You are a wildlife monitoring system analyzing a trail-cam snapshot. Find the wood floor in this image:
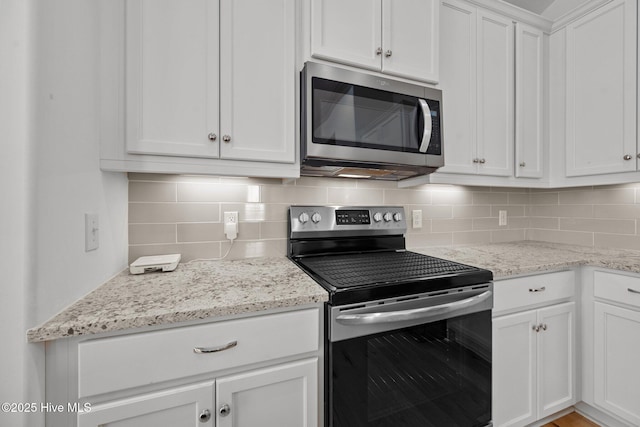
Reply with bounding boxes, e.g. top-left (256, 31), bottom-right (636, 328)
top-left (542, 412), bottom-right (601, 427)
